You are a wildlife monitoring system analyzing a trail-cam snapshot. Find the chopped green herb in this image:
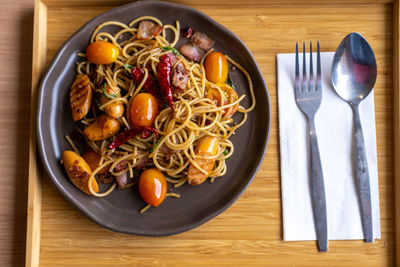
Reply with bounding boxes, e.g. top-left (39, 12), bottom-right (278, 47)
top-left (195, 135), bottom-right (200, 139)
top-left (227, 73), bottom-right (237, 91)
top-left (223, 148), bottom-right (230, 161)
top-left (102, 84), bottom-right (118, 99)
top-left (223, 148), bottom-right (230, 156)
top-left (94, 99), bottom-right (104, 111)
top-left (123, 64), bottom-right (132, 74)
top-left (161, 46), bottom-right (181, 56)
top-left (149, 137), bottom-right (163, 153)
